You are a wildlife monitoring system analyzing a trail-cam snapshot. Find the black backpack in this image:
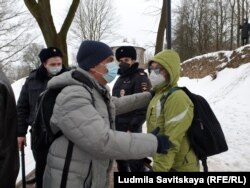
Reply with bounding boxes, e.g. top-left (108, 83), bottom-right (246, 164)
top-left (160, 87), bottom-right (228, 172)
top-left (31, 88), bottom-right (63, 151)
top-left (31, 70), bottom-right (94, 188)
